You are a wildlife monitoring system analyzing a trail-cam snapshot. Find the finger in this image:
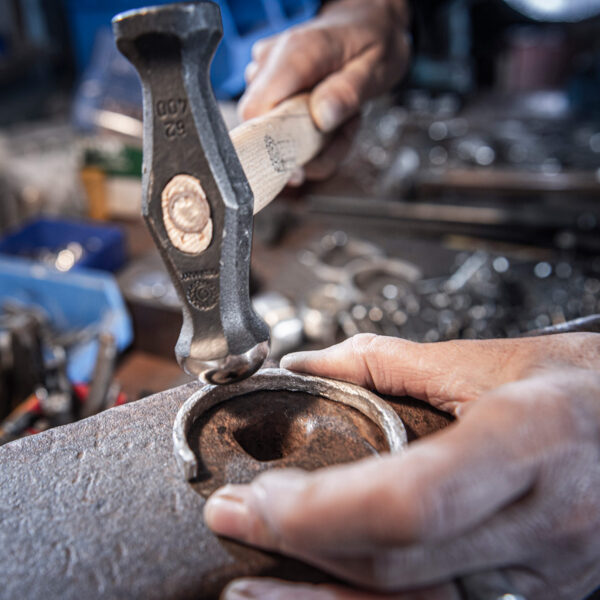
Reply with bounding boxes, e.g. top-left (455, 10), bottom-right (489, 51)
top-left (304, 118), bottom-right (360, 181)
top-left (222, 578), bottom-right (459, 600)
top-left (245, 36), bottom-right (279, 85)
top-left (287, 168), bottom-right (306, 187)
top-left (251, 36), bottom-right (277, 62)
top-left (244, 61), bottom-right (259, 85)
top-left (281, 334), bottom-right (528, 412)
top-left (307, 45), bottom-right (392, 132)
top-left (205, 393), bottom-right (536, 554)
